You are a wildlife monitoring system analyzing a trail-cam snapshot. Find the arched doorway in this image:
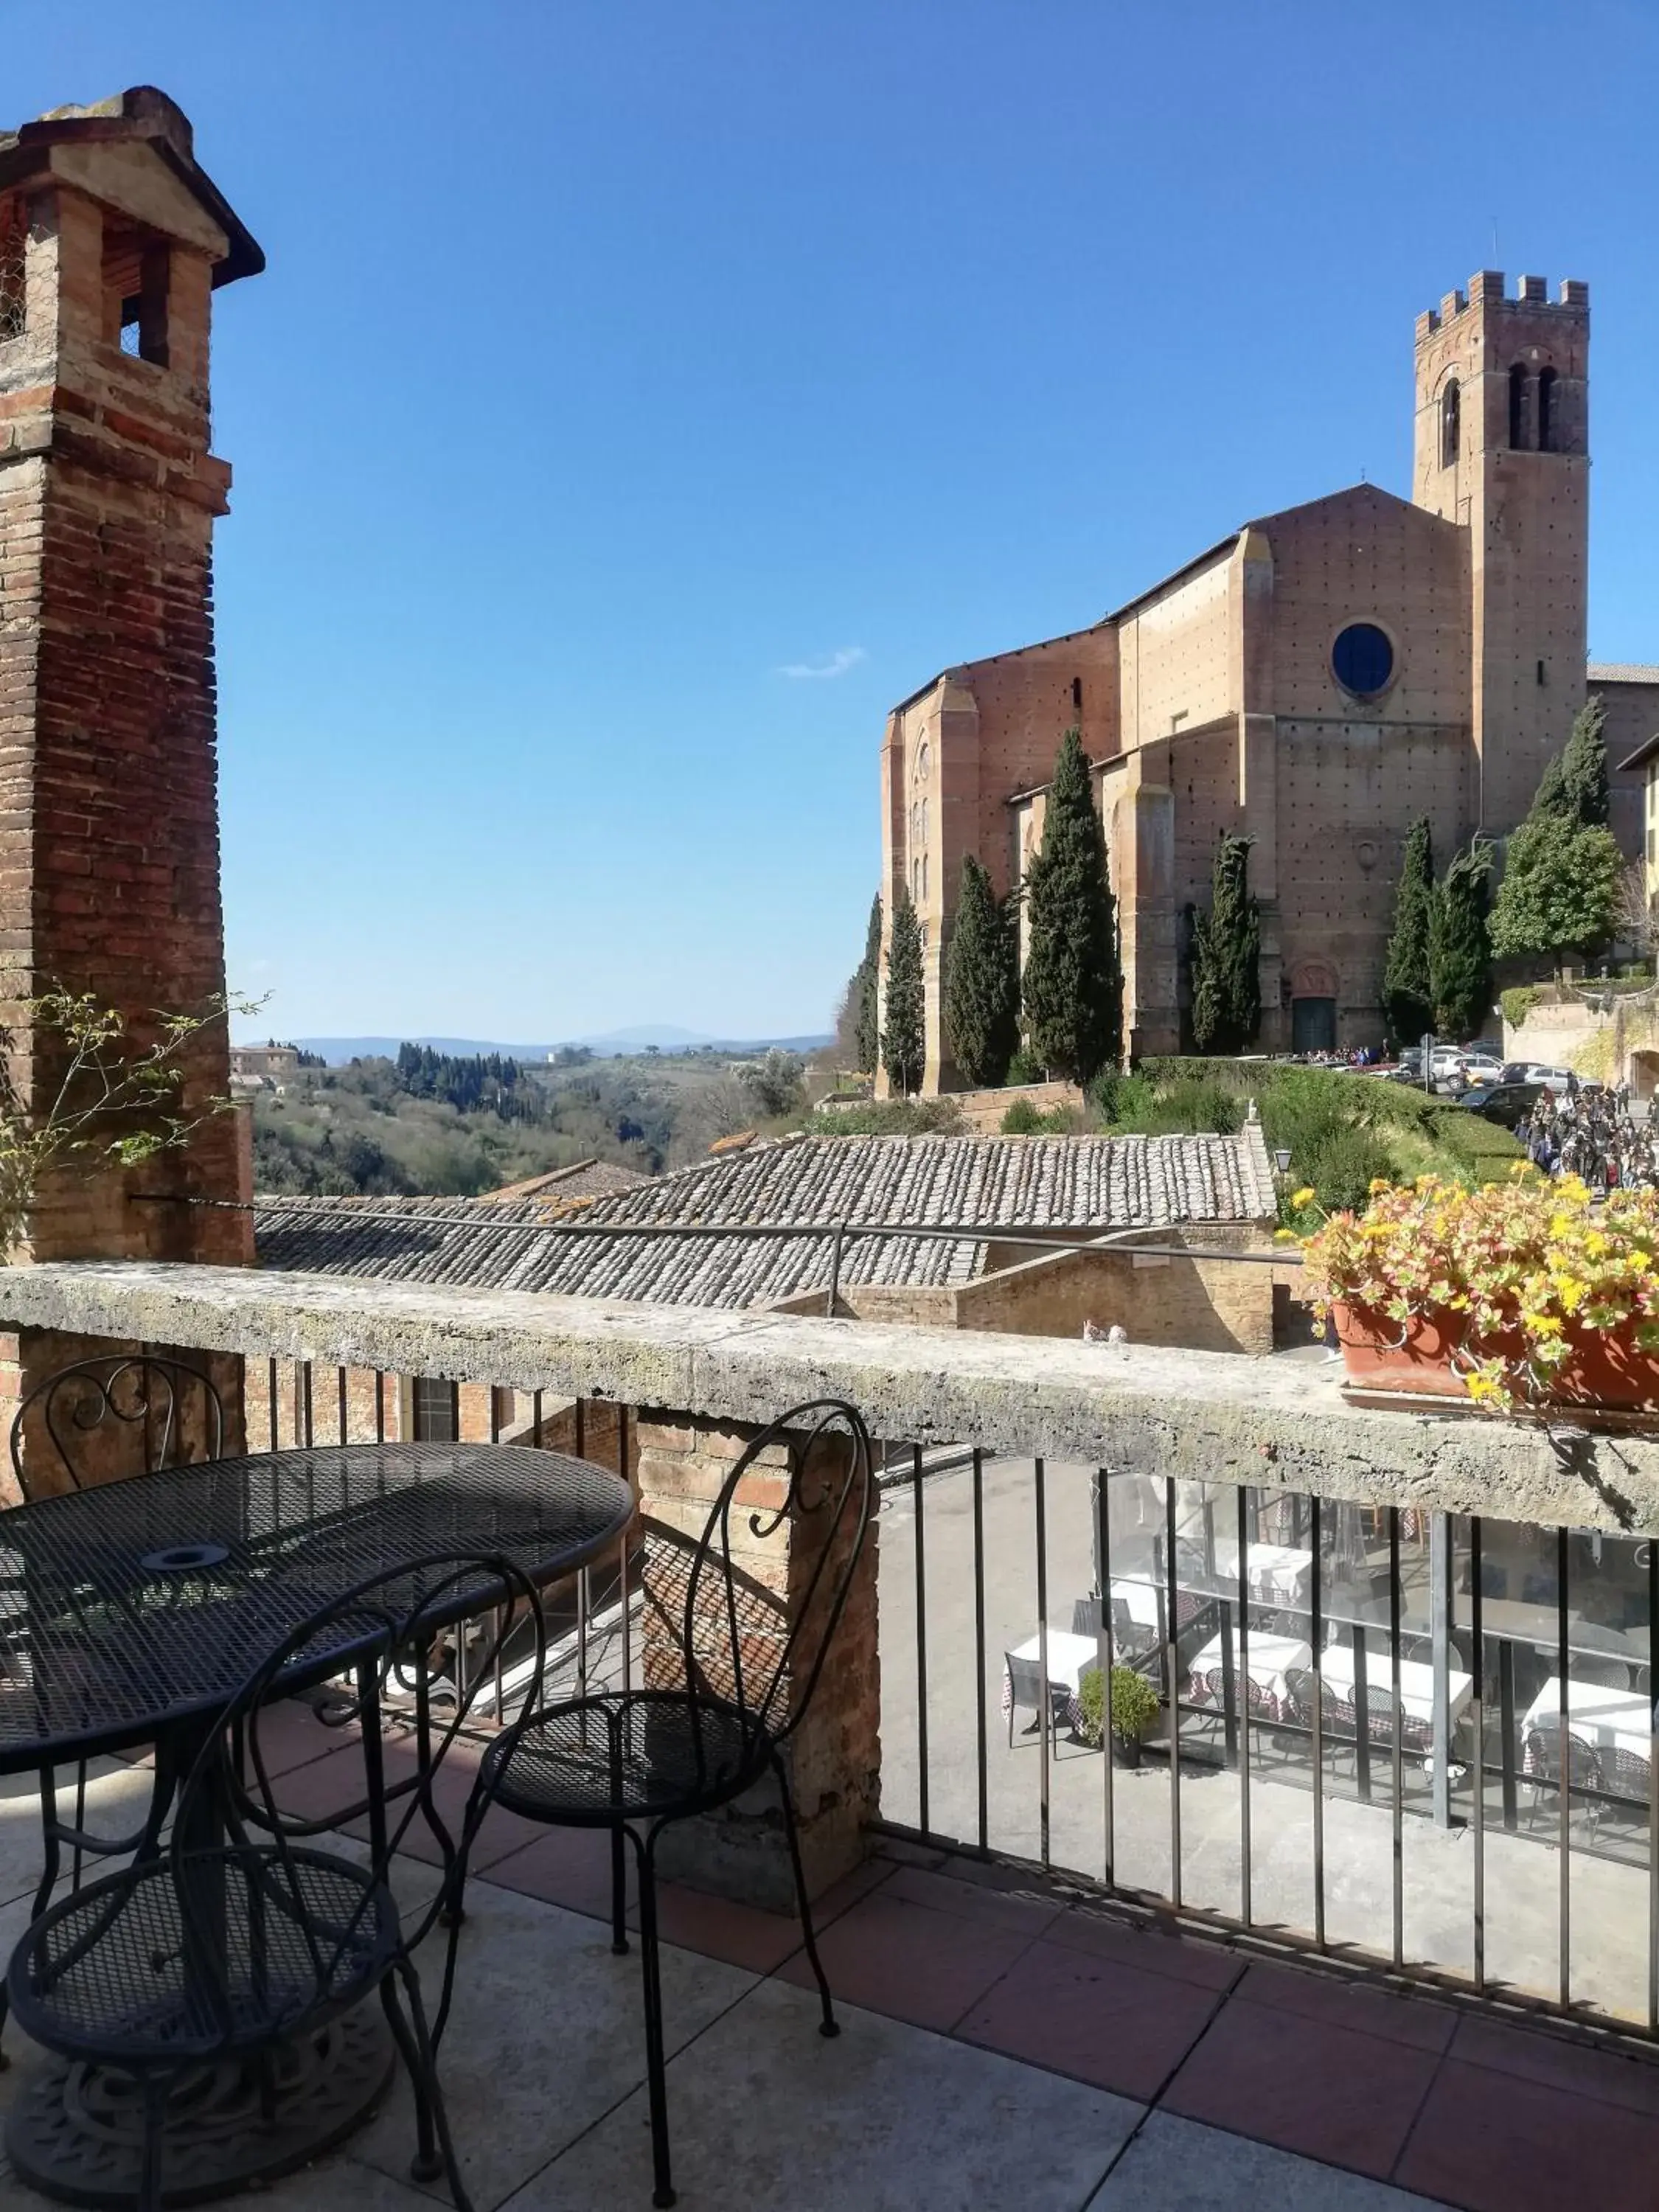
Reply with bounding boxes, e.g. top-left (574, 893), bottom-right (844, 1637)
top-left (1290, 959), bottom-right (1339, 1054)
top-left (1631, 1050), bottom-right (1659, 1103)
